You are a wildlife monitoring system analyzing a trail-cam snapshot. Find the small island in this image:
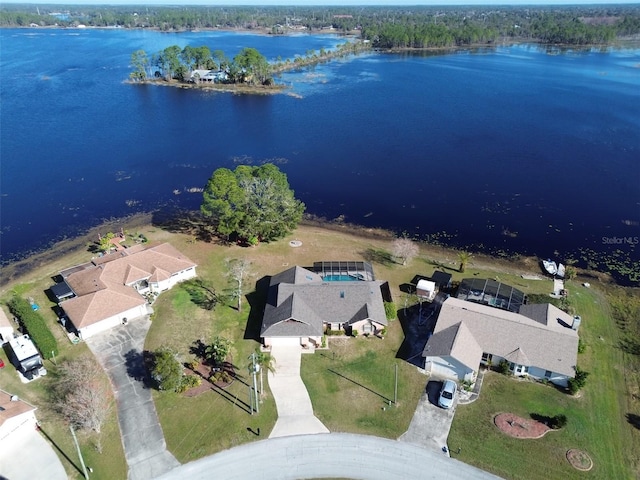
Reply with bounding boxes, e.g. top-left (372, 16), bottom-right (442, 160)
top-left (128, 40), bottom-right (370, 93)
